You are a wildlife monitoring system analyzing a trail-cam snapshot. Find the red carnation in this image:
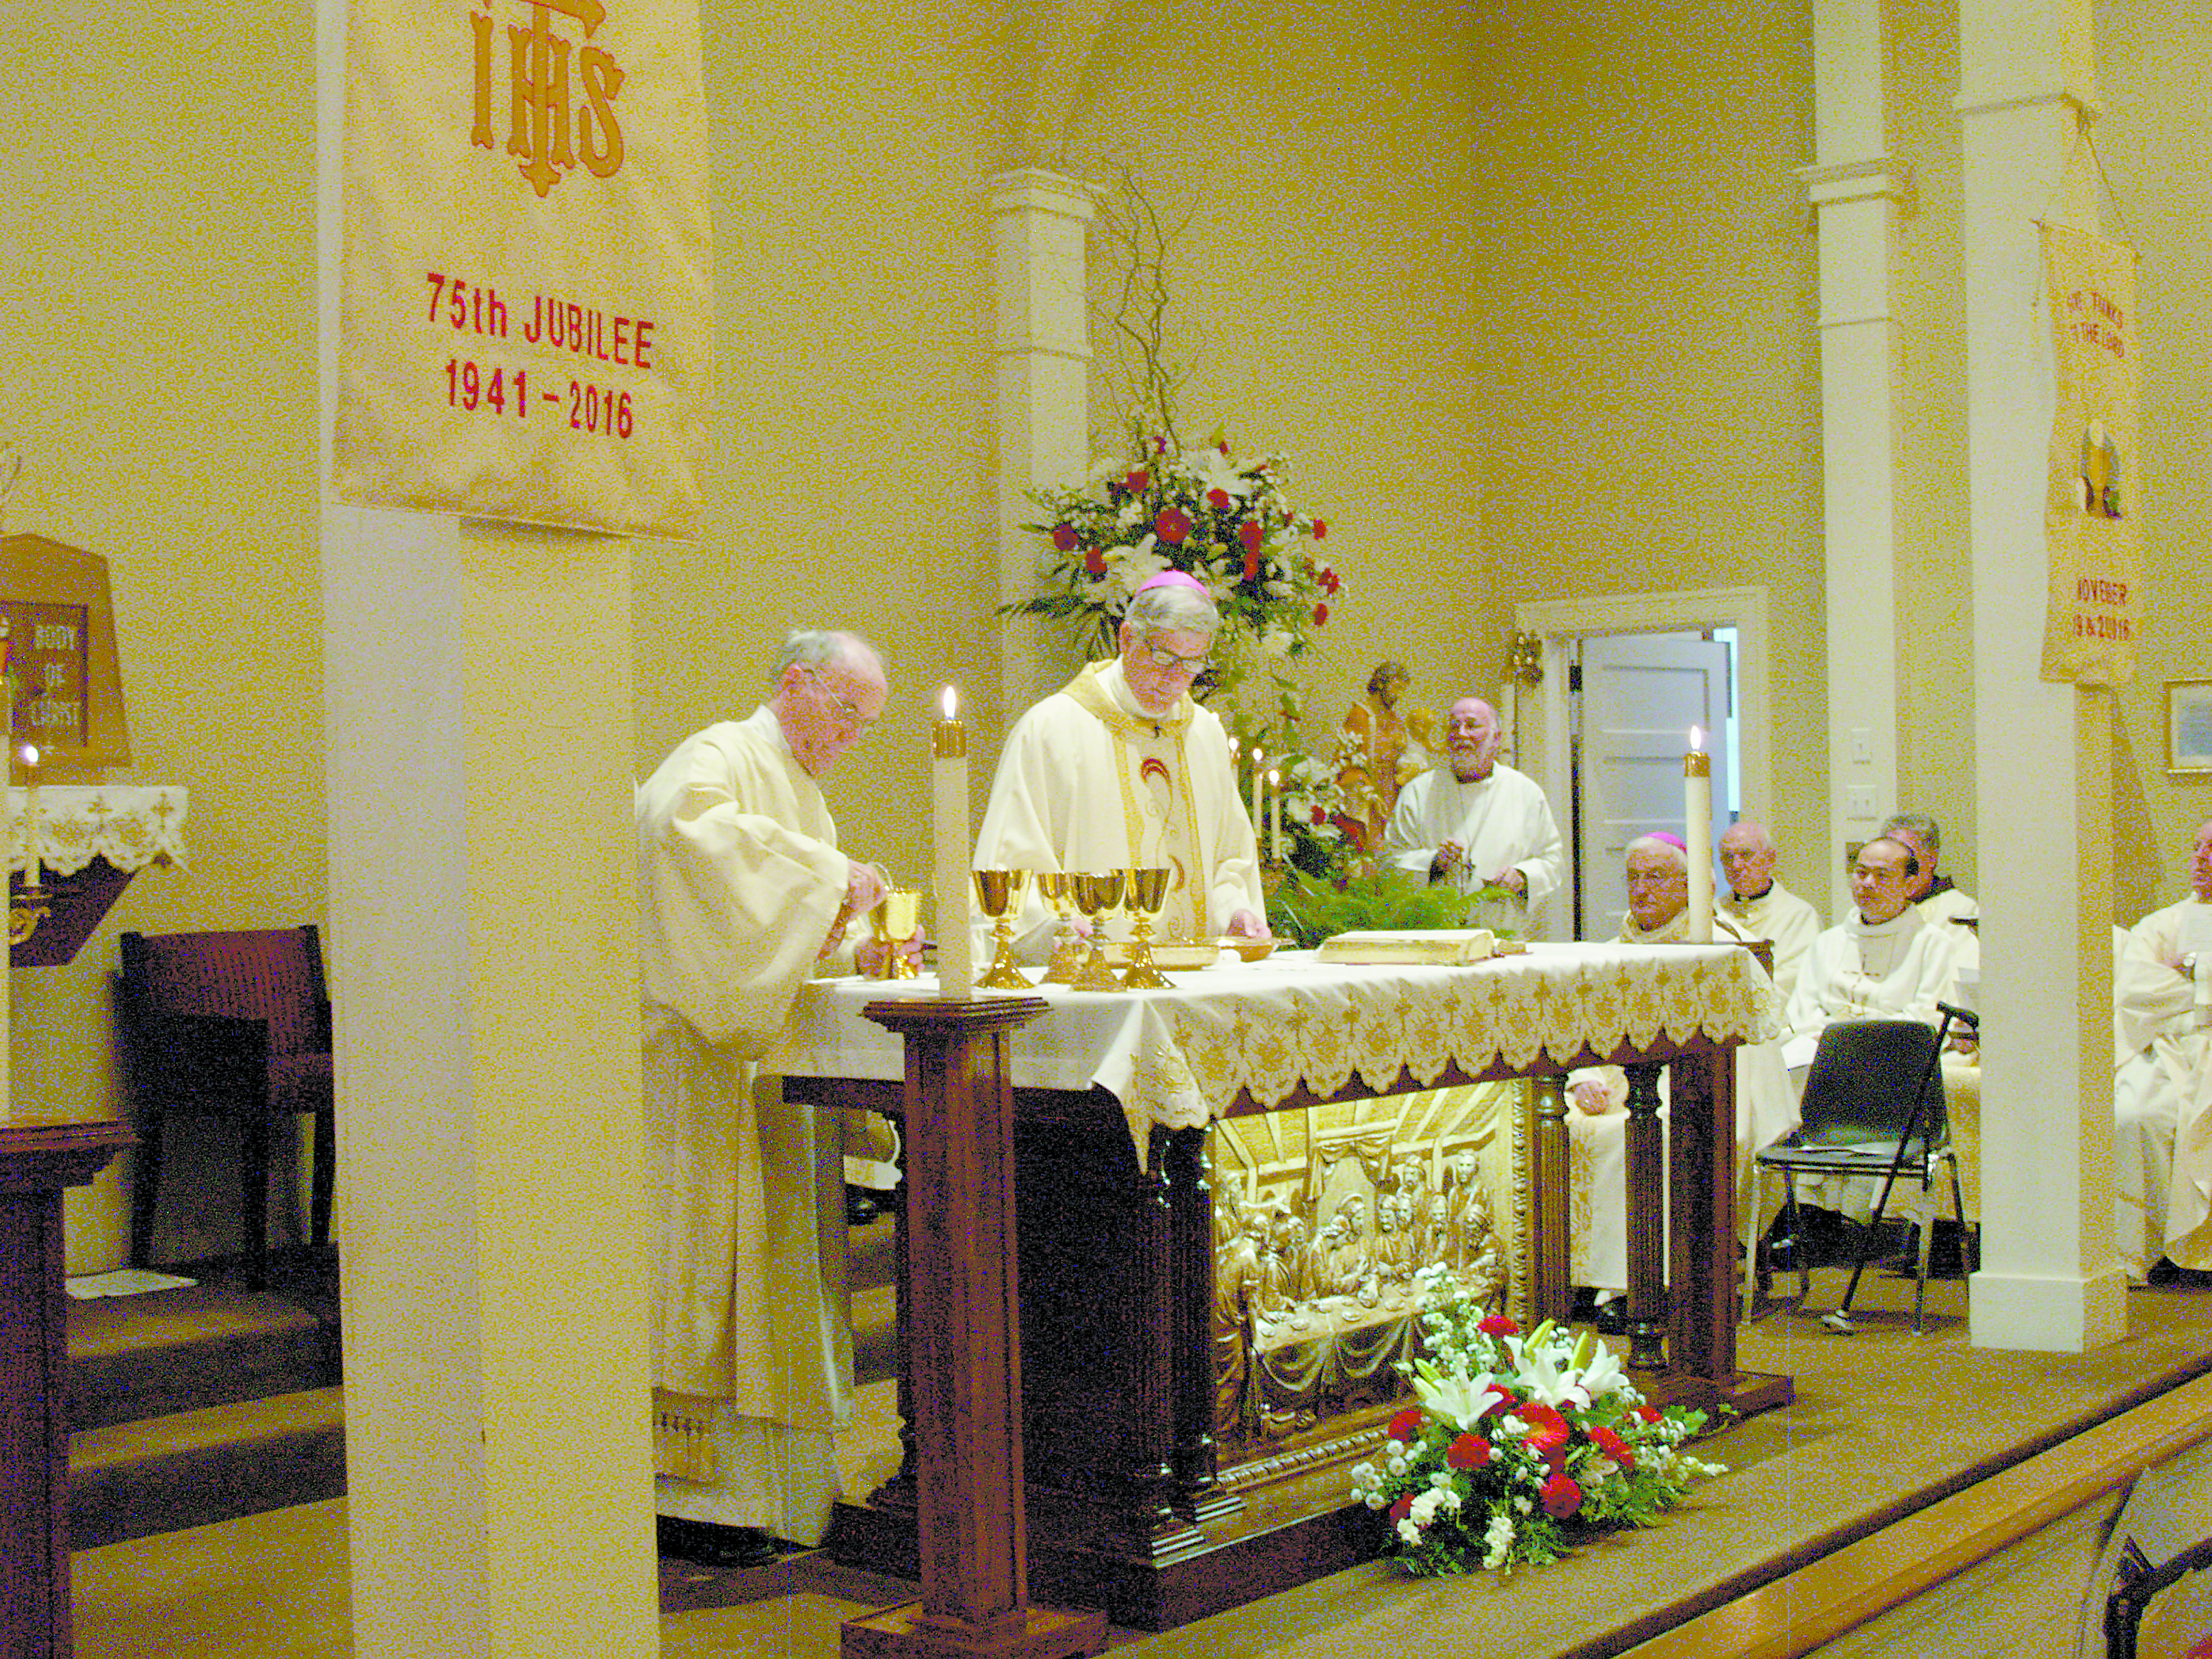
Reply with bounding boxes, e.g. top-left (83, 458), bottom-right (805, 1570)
top-left (1238, 519), bottom-right (1264, 554)
top-left (1635, 1404), bottom-right (1660, 1425)
top-left (1311, 518), bottom-right (1327, 539)
top-left (1310, 804), bottom-right (1325, 825)
top-left (1589, 1426), bottom-right (1636, 1471)
top-left (1386, 1406), bottom-right (1425, 1443)
top-left (1445, 1432), bottom-right (1492, 1471)
top-left (1051, 523), bottom-right (1079, 553)
top-left (1155, 506), bottom-right (1193, 544)
top-left (1540, 1470), bottom-right (1584, 1519)
top-left (1082, 546), bottom-right (1106, 577)
top-left (1521, 1403), bottom-right (1572, 1463)
top-left (1243, 548), bottom-right (1261, 582)
top-left (1207, 487), bottom-right (1232, 510)
top-left (1126, 467), bottom-right (1150, 490)
top-left (1478, 1314), bottom-right (1519, 1337)
top-left (1313, 603), bottom-right (1330, 626)
top-left (1388, 1492), bottom-right (1414, 1524)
